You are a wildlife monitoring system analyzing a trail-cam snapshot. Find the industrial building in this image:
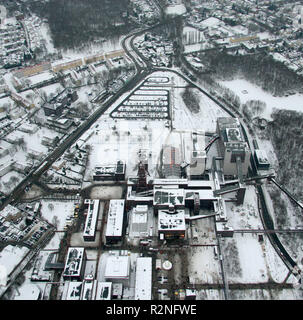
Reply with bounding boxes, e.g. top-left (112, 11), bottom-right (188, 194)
top-left (93, 160), bottom-right (126, 181)
top-left (130, 205), bottom-right (148, 236)
top-left (62, 281), bottom-right (83, 300)
top-left (104, 255), bottom-right (130, 285)
top-left (135, 257), bottom-right (152, 300)
top-left (162, 145), bottom-right (181, 178)
top-left (187, 131), bottom-right (207, 178)
top-left (153, 188), bottom-right (185, 212)
top-left (254, 149), bottom-right (270, 170)
top-left (63, 247), bottom-right (86, 281)
top-left (105, 200), bottom-right (125, 245)
top-left (83, 199), bottom-right (100, 242)
top-left (216, 117), bottom-right (251, 177)
top-left (158, 208), bottom-right (186, 240)
top-left (43, 89), bottom-right (78, 117)
top-left (95, 282), bottom-right (112, 300)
